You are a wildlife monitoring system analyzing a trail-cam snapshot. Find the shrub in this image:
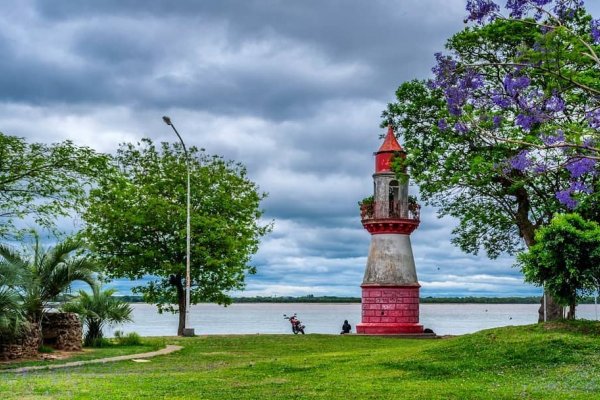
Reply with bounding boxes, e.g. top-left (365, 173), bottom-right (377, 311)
top-left (114, 331), bottom-right (142, 346)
